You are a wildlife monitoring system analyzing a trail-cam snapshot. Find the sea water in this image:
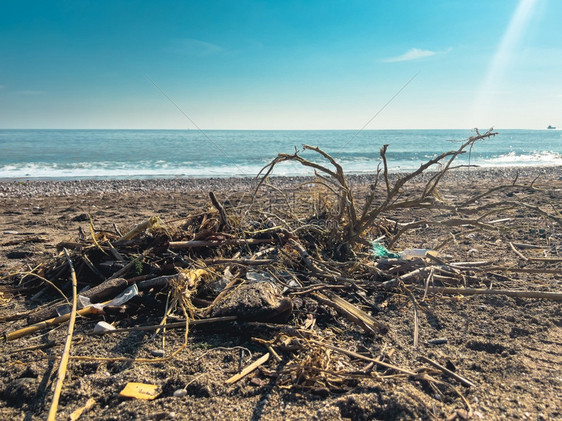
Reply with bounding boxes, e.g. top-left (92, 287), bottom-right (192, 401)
top-left (0, 129), bottom-right (560, 180)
